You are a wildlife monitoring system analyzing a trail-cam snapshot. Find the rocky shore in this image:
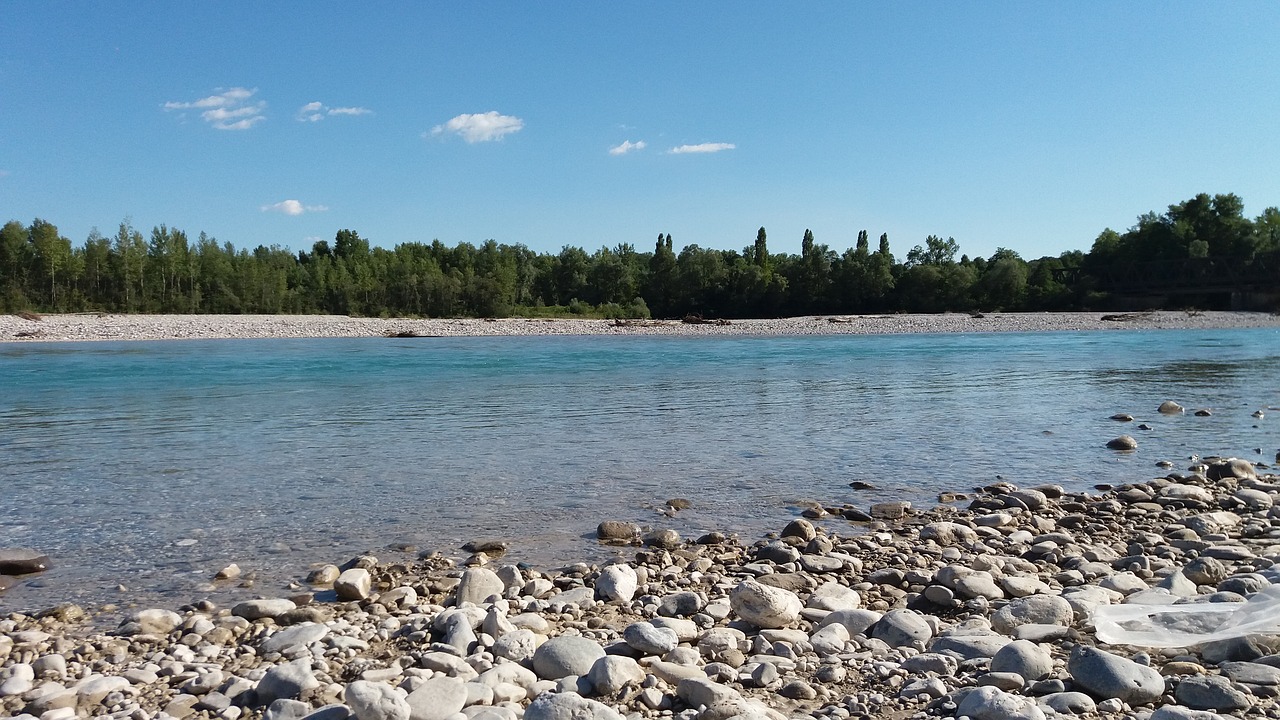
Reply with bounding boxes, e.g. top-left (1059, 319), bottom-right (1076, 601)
top-left (5, 435), bottom-right (1280, 720)
top-left (2, 310), bottom-right (1280, 343)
